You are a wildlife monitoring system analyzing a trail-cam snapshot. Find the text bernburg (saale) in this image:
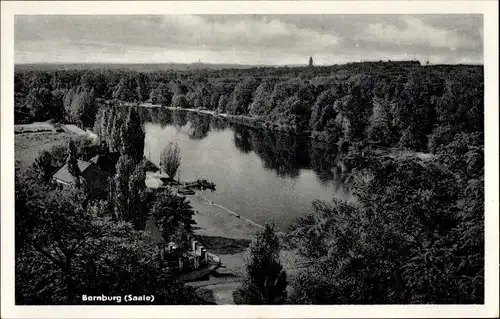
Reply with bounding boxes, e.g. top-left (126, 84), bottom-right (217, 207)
top-left (81, 294), bottom-right (155, 303)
